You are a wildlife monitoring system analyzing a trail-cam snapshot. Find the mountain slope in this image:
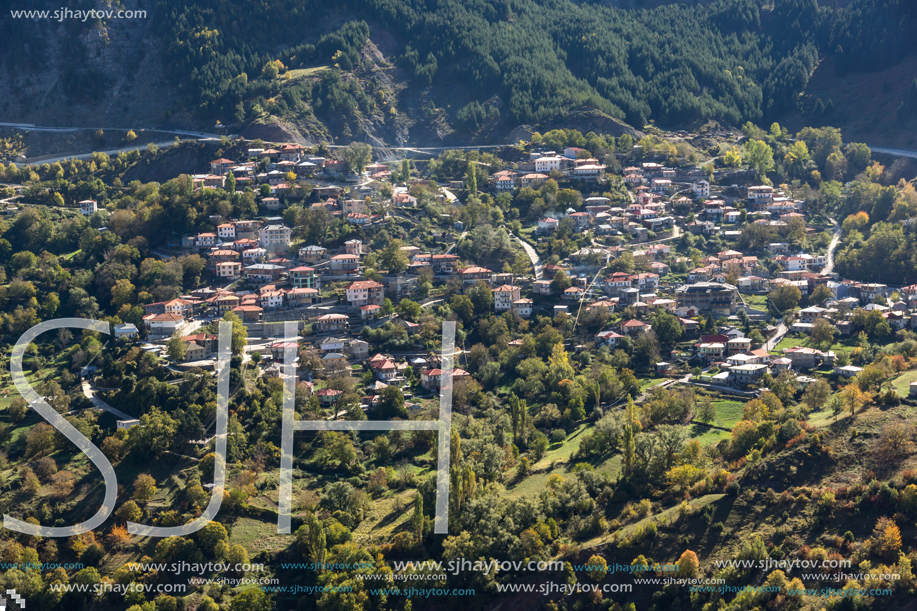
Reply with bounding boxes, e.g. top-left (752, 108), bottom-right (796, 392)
top-left (0, 0), bottom-right (915, 144)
